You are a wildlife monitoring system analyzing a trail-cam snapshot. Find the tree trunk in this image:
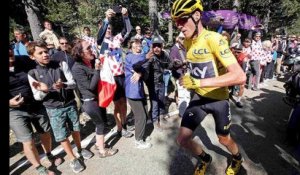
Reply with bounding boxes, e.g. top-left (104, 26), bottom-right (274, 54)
top-left (263, 0), bottom-right (271, 33)
top-left (233, 0), bottom-right (240, 12)
top-left (23, 0), bottom-right (43, 41)
top-left (168, 20), bottom-right (173, 44)
top-left (149, 0), bottom-right (158, 34)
